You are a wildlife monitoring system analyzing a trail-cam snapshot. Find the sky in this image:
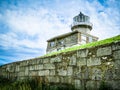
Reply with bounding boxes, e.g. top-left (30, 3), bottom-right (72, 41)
top-left (0, 0), bottom-right (120, 65)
